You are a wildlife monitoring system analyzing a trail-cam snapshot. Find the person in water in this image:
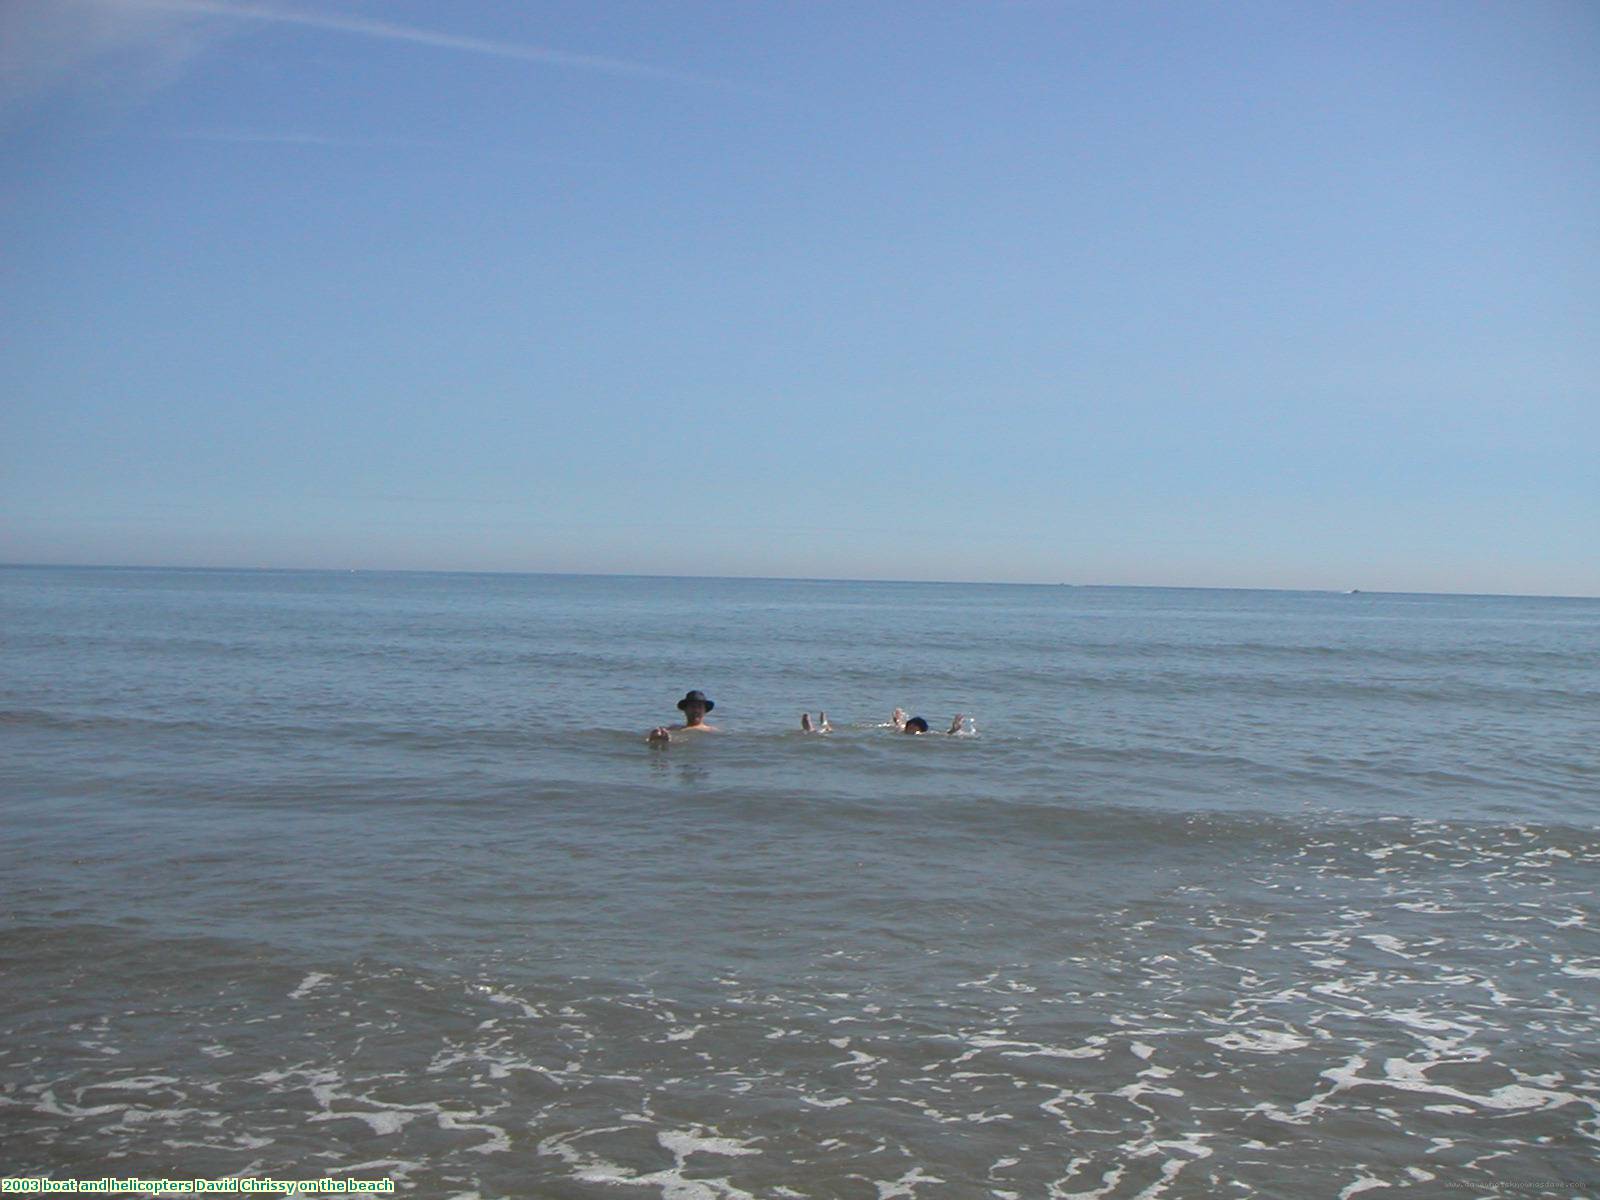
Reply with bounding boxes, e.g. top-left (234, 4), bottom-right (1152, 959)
top-left (647, 690), bottom-right (718, 743)
top-left (800, 712), bottom-right (833, 733)
top-left (892, 708), bottom-right (967, 735)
